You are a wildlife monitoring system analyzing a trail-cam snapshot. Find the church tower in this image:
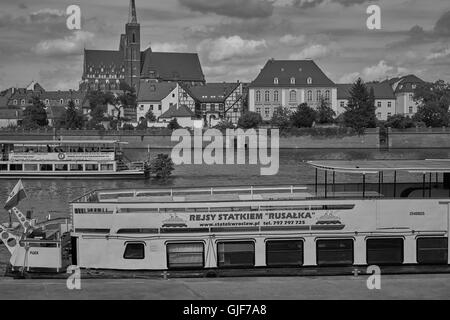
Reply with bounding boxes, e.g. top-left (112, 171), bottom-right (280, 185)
top-left (124, 0), bottom-right (141, 91)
